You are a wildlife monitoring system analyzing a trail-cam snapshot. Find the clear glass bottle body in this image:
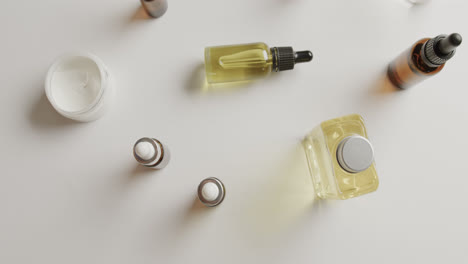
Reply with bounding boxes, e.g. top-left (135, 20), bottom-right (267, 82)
top-left (303, 114), bottom-right (379, 199)
top-left (204, 42), bottom-right (273, 84)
